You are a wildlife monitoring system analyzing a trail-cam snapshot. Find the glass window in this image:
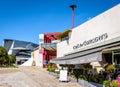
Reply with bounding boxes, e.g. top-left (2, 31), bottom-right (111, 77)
top-left (61, 36), bottom-right (69, 41)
